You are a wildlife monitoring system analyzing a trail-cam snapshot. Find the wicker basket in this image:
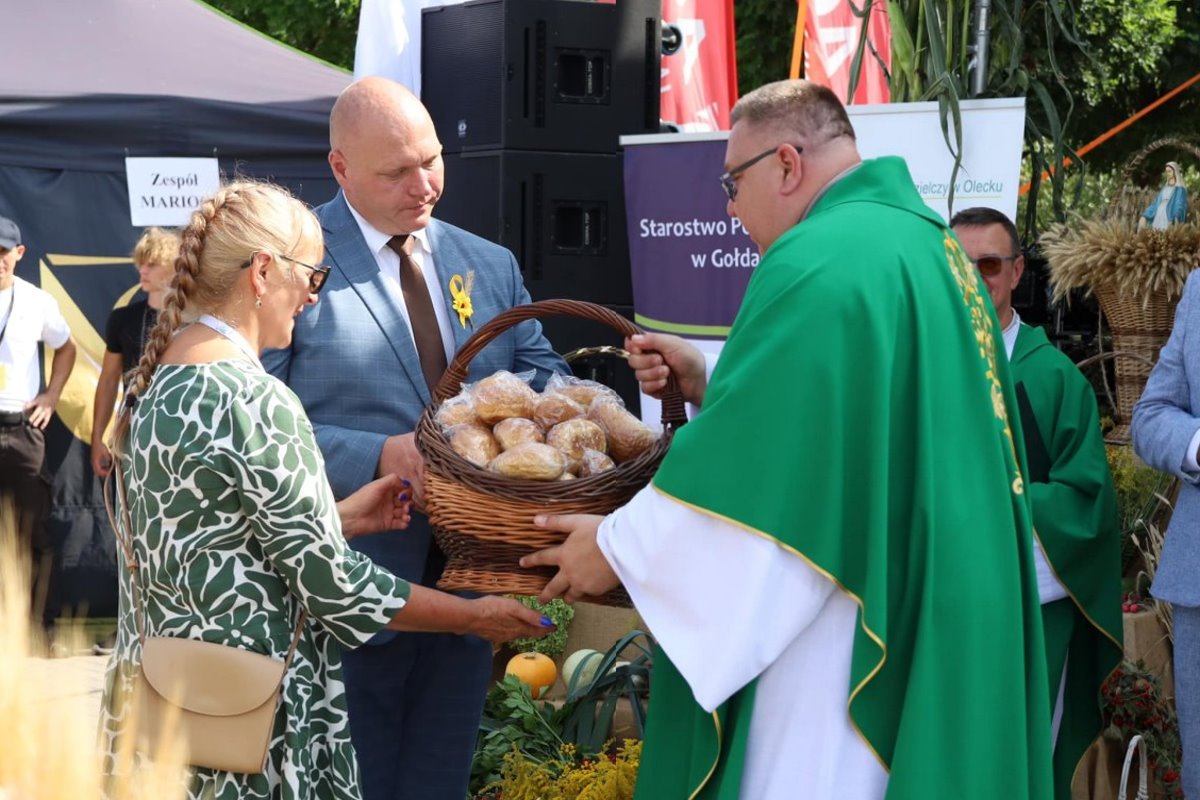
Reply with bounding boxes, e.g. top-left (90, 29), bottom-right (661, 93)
top-left (415, 299), bottom-right (687, 607)
top-left (1090, 286), bottom-right (1178, 442)
top-left (1093, 138), bottom-right (1199, 439)
top-left (1043, 138), bottom-right (1200, 440)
